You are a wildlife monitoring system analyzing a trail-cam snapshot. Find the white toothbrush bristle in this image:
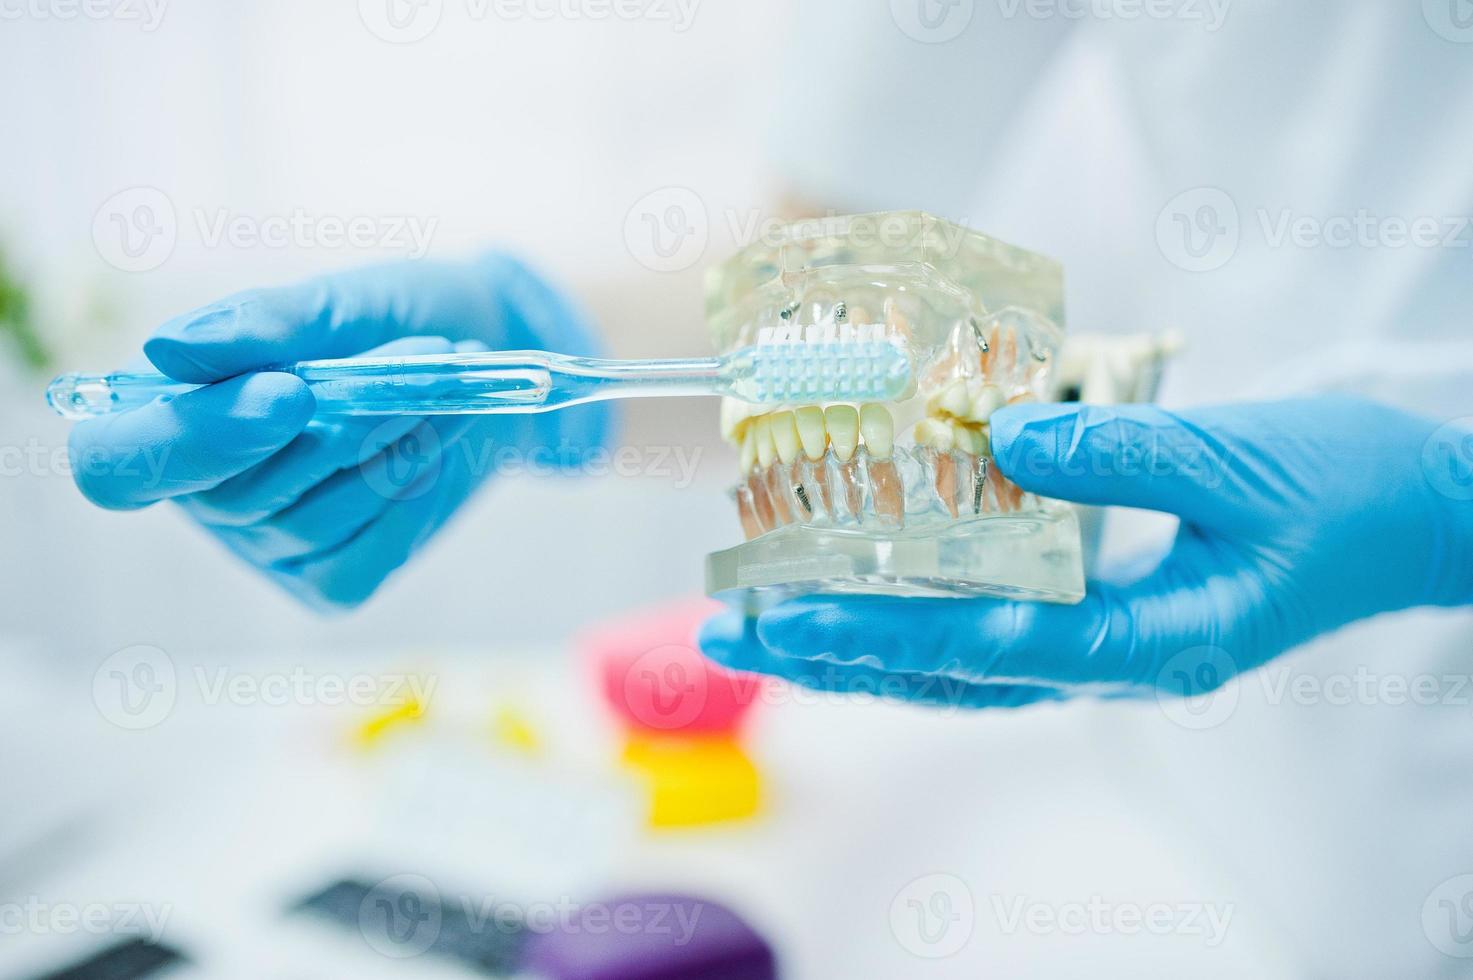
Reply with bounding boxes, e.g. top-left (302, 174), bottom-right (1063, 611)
top-left (746, 325), bottom-right (910, 403)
